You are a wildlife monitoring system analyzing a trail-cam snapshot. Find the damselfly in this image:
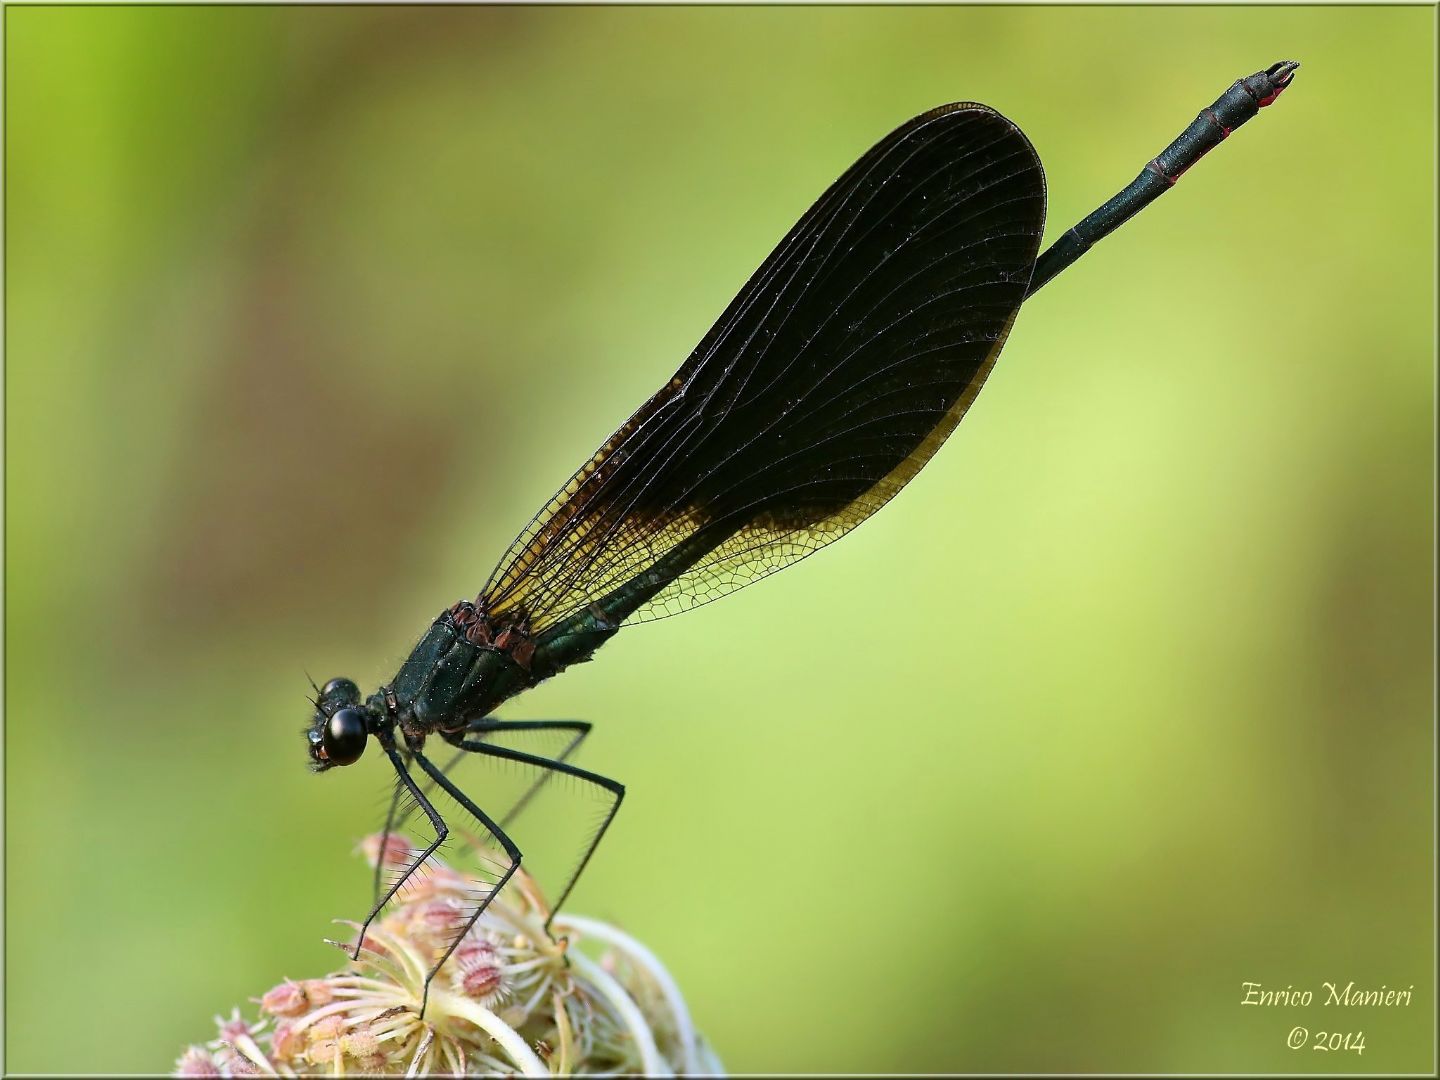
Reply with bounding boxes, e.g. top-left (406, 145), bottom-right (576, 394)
top-left (305, 61), bottom-right (1298, 1013)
